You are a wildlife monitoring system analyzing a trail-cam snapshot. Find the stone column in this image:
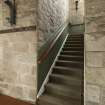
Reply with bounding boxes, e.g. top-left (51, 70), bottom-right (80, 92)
top-left (85, 0), bottom-right (105, 105)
